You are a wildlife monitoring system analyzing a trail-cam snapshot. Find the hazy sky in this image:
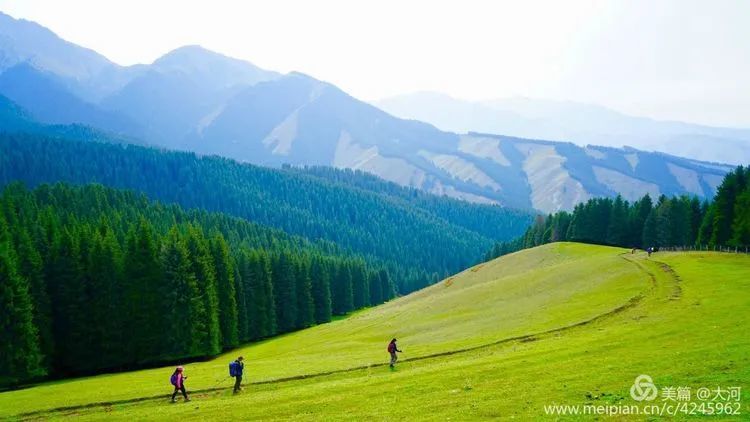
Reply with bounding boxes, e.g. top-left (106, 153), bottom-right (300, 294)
top-left (1, 0), bottom-right (748, 127)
